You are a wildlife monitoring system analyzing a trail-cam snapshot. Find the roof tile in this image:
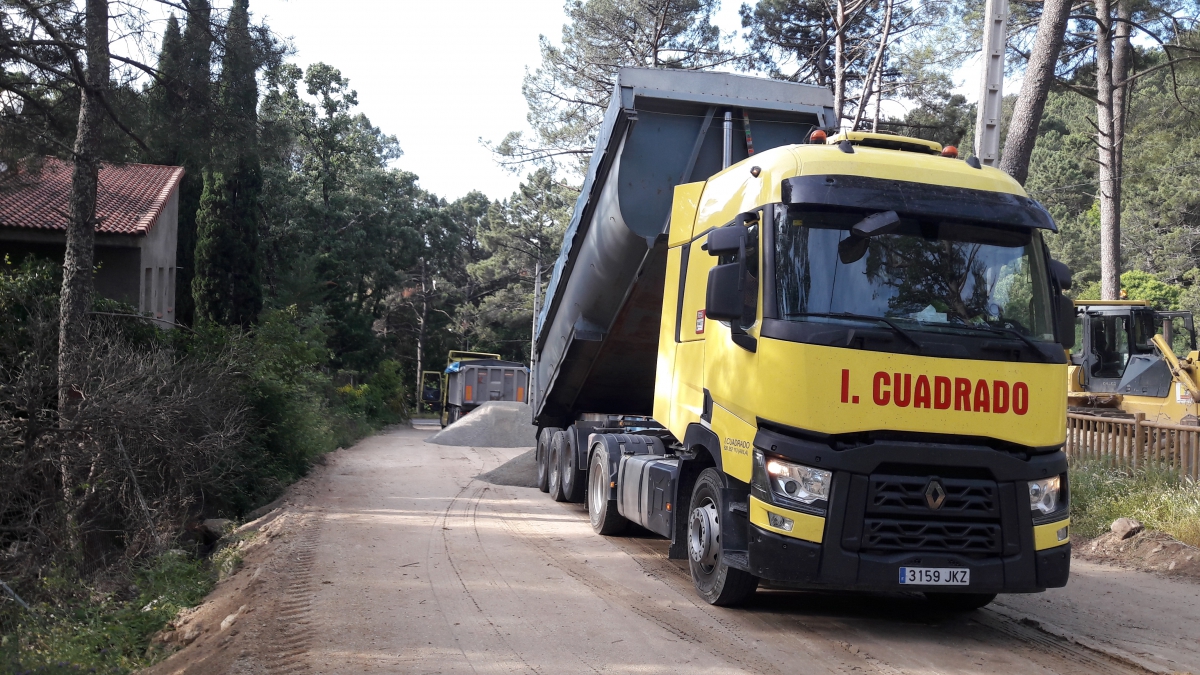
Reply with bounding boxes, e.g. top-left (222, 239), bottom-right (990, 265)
top-left (0, 157), bottom-right (184, 236)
